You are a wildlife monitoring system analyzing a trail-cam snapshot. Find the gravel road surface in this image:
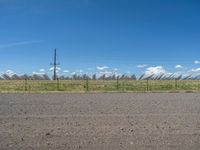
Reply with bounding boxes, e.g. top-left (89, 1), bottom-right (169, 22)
top-left (0, 93), bottom-right (200, 150)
